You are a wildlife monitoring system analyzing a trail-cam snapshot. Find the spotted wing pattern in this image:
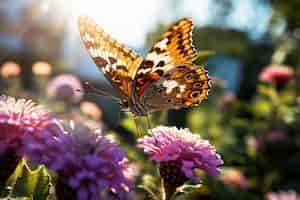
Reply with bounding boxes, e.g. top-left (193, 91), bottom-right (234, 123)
top-left (139, 63), bottom-right (210, 112)
top-left (134, 18), bottom-right (197, 96)
top-left (160, 64), bottom-right (210, 107)
top-left (78, 16), bottom-right (143, 98)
